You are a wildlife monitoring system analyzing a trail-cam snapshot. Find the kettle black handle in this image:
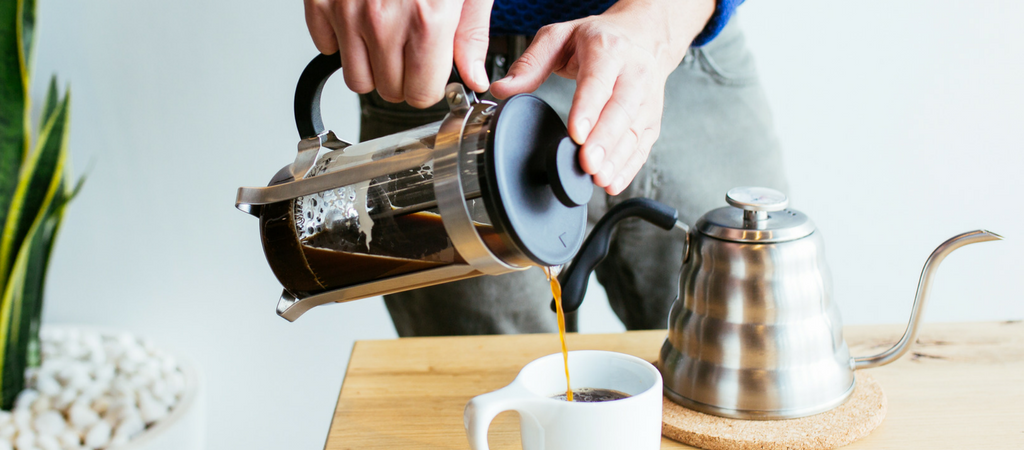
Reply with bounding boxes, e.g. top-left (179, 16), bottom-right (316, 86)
top-left (552, 198), bottom-right (679, 313)
top-left (294, 53), bottom-right (475, 139)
